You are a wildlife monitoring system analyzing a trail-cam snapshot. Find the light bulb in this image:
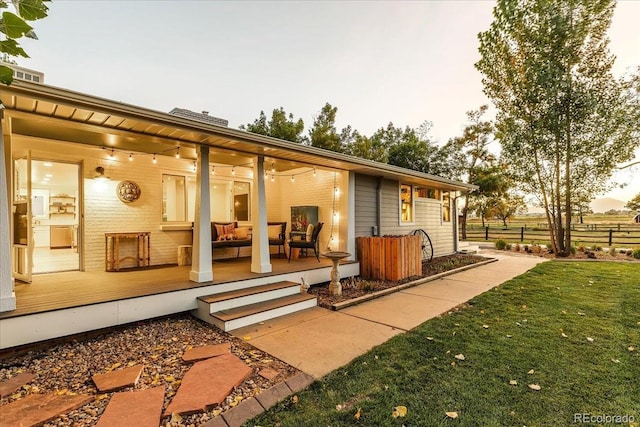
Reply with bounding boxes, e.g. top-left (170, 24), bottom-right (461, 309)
top-left (212, 166), bottom-right (216, 175)
top-left (129, 153), bottom-right (133, 161)
top-left (313, 167), bottom-right (316, 177)
top-left (271, 174), bottom-right (275, 182)
top-left (109, 149), bottom-right (115, 159)
top-left (231, 167), bottom-right (236, 175)
top-left (291, 175), bottom-right (295, 182)
top-left (175, 147), bottom-right (180, 158)
top-left (152, 154), bottom-right (157, 164)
